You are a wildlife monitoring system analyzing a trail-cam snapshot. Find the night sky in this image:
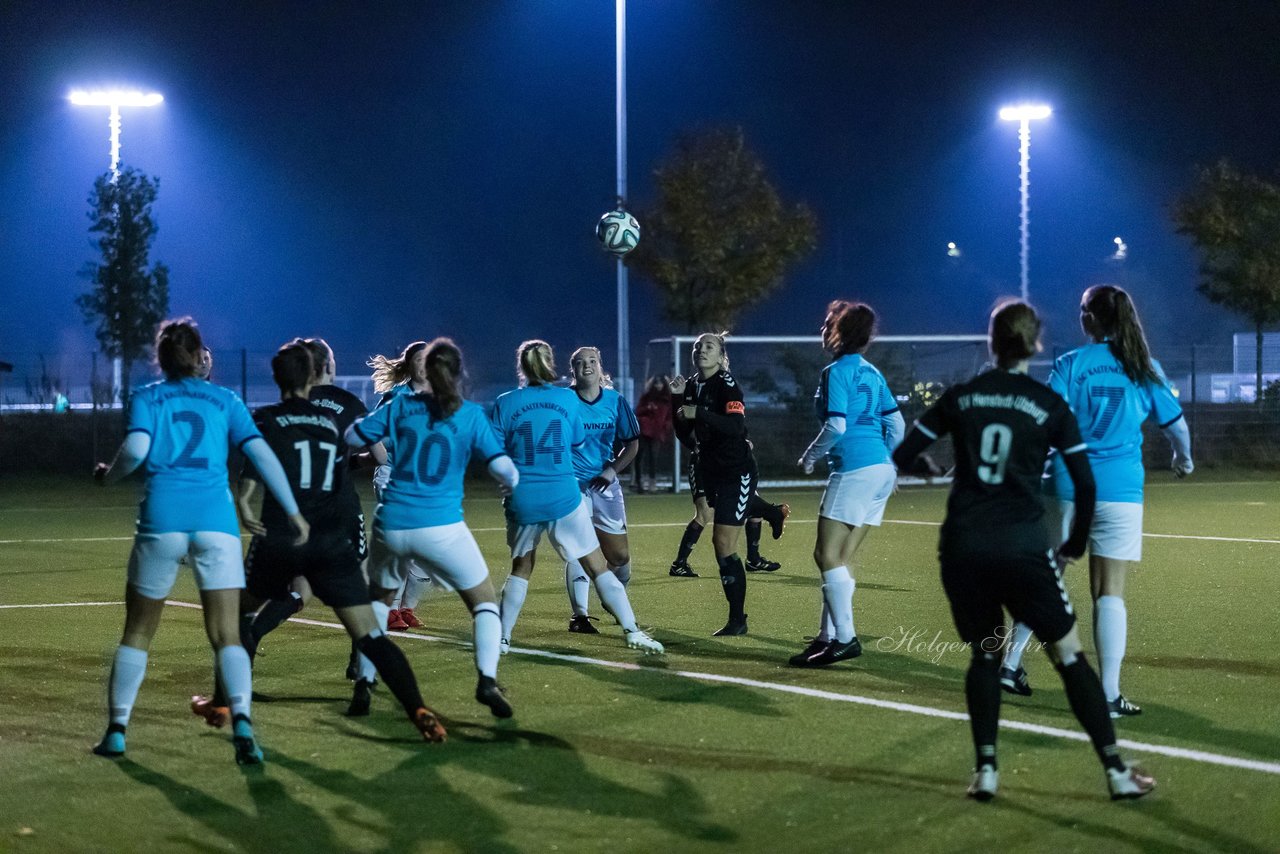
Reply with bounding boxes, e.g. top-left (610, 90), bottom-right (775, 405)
top-left (2, 1), bottom-right (1278, 393)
